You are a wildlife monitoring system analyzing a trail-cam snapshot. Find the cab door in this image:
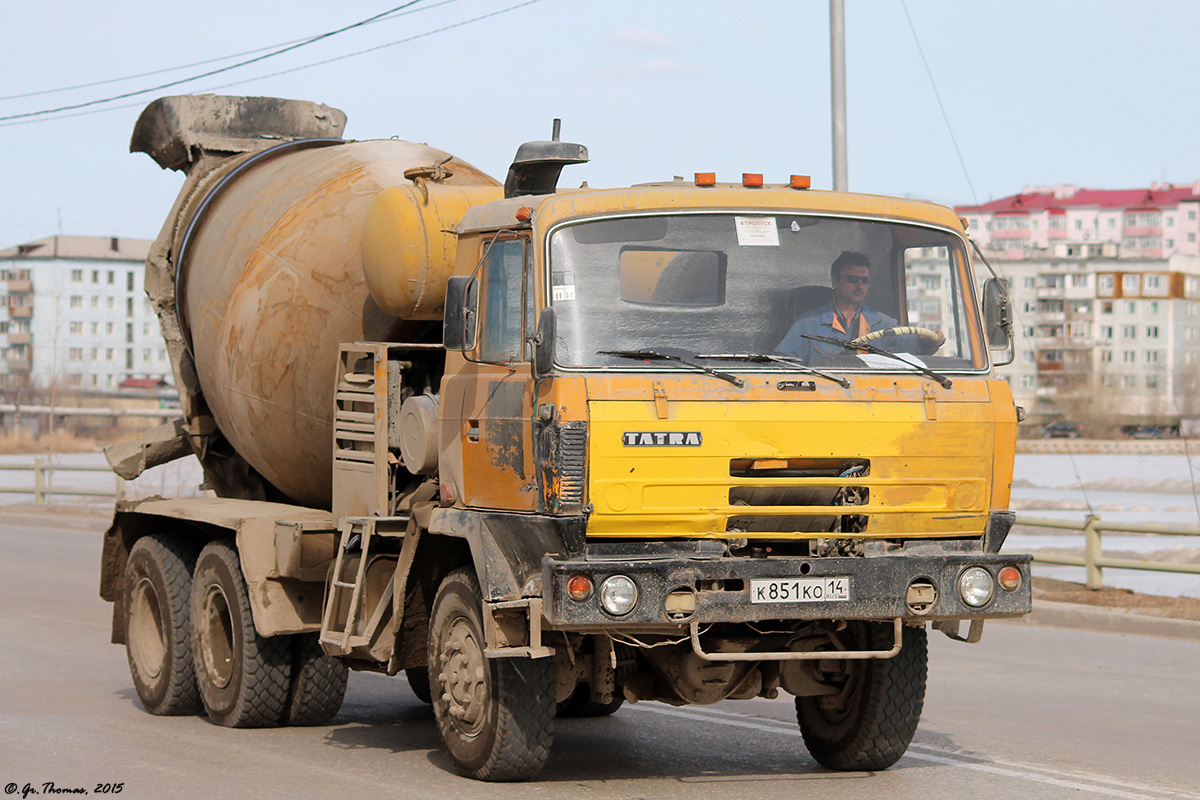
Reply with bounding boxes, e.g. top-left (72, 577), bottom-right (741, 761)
top-left (456, 236), bottom-right (538, 510)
